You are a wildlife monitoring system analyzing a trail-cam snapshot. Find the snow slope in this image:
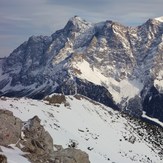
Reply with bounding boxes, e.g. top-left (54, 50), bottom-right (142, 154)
top-left (0, 145), bottom-right (30, 163)
top-left (0, 95), bottom-right (162, 163)
top-left (72, 59), bottom-right (143, 103)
